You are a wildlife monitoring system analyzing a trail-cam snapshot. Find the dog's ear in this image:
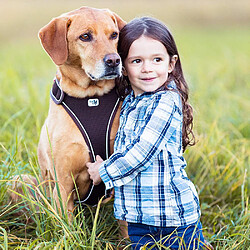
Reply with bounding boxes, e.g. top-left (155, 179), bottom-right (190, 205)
top-left (38, 17), bottom-right (70, 65)
top-left (108, 11), bottom-right (126, 31)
